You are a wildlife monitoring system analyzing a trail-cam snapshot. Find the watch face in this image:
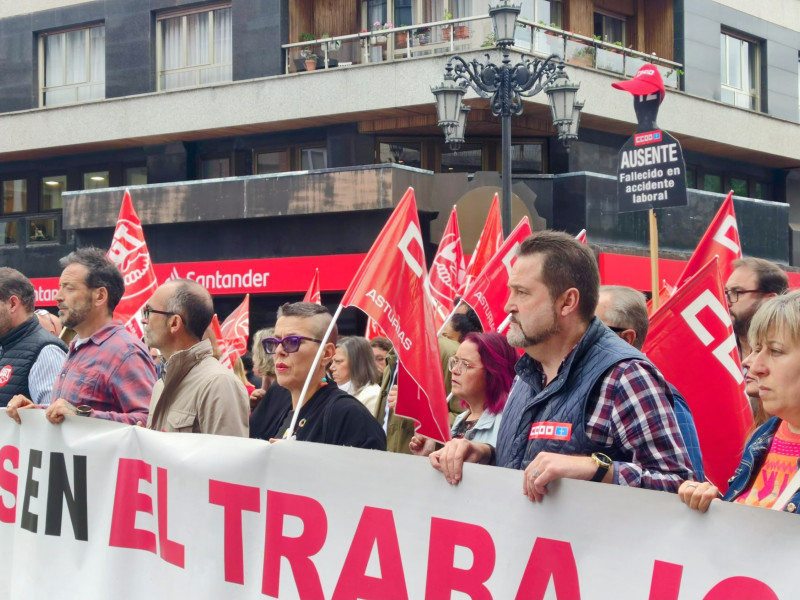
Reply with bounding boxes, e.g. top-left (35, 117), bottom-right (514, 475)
top-left (594, 453), bottom-right (612, 468)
